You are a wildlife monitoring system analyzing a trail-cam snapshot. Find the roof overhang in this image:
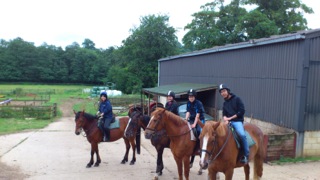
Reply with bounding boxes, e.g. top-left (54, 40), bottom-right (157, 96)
top-left (142, 83), bottom-right (217, 97)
